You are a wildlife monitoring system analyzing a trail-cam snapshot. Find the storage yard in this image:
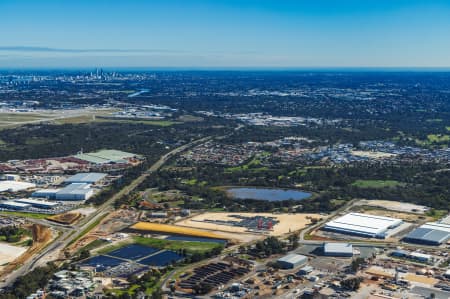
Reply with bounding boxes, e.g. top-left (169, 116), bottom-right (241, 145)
top-left (175, 212), bottom-right (322, 236)
top-left (178, 257), bottom-right (252, 292)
